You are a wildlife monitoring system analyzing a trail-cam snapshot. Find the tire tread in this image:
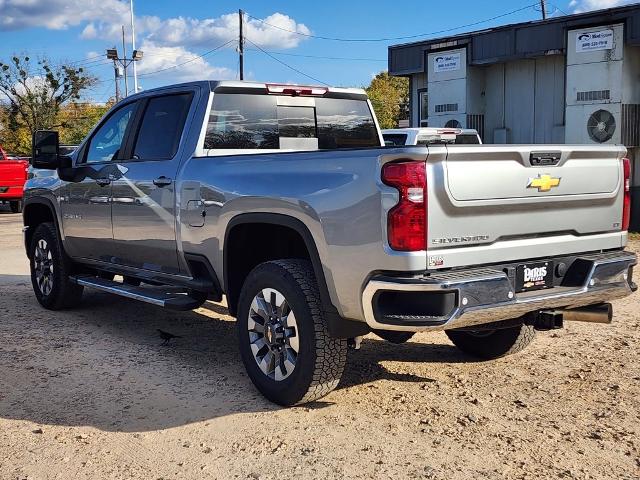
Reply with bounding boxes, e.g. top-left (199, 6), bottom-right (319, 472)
top-left (270, 260), bottom-right (347, 404)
